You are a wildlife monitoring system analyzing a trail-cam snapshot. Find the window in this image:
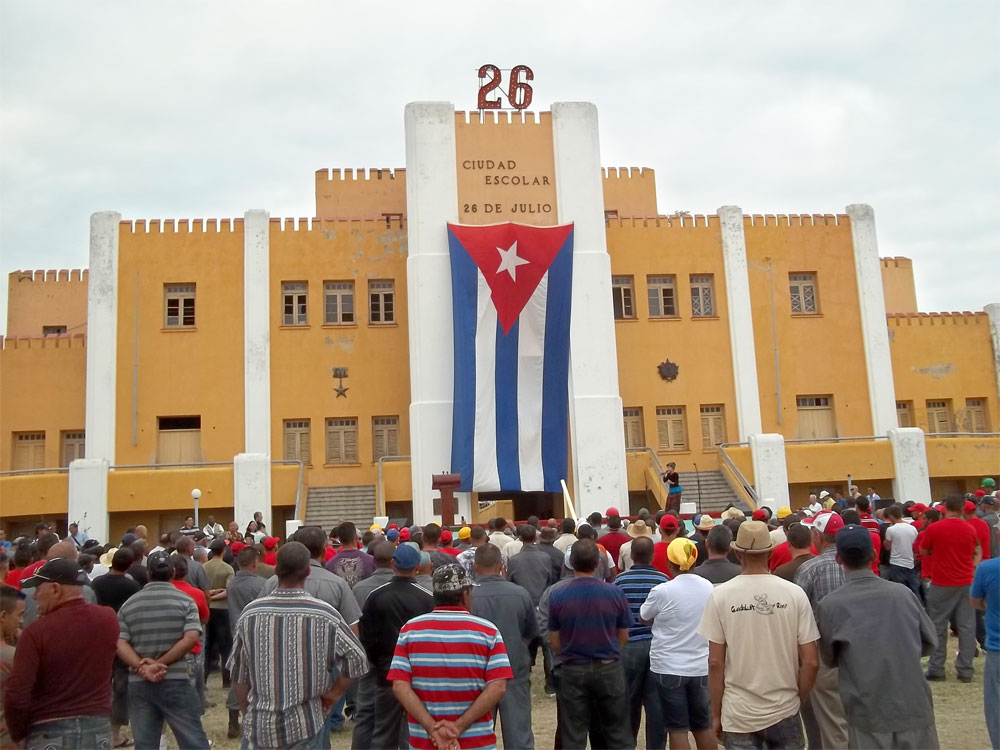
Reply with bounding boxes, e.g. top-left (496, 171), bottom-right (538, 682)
top-left (369, 281), bottom-right (395, 324)
top-left (925, 400), bottom-right (952, 434)
top-left (796, 395), bottom-right (837, 439)
top-left (382, 212), bottom-right (403, 227)
top-left (164, 284), bottom-right (196, 327)
top-left (326, 418), bottom-right (359, 464)
top-left (964, 398), bottom-right (989, 433)
top-left (896, 401), bottom-right (913, 428)
top-left (612, 276), bottom-right (635, 320)
top-left (789, 272), bottom-right (819, 314)
top-left (623, 408), bottom-right (644, 448)
top-left (604, 210), bottom-right (619, 221)
top-left (283, 420), bottom-right (311, 464)
top-left (647, 276), bottom-right (677, 318)
top-left (282, 282), bottom-right (308, 326)
top-left (42, 325), bottom-right (67, 336)
top-left (700, 405), bottom-right (726, 449)
top-left (61, 431), bottom-right (85, 467)
top-left (690, 275), bottom-right (715, 317)
top-left (156, 416), bottom-right (202, 464)
top-left (12, 432), bottom-right (45, 470)
top-left (655, 406), bottom-right (687, 451)
top-left (373, 416), bottom-right (400, 461)
top-left (323, 281), bottom-right (355, 325)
